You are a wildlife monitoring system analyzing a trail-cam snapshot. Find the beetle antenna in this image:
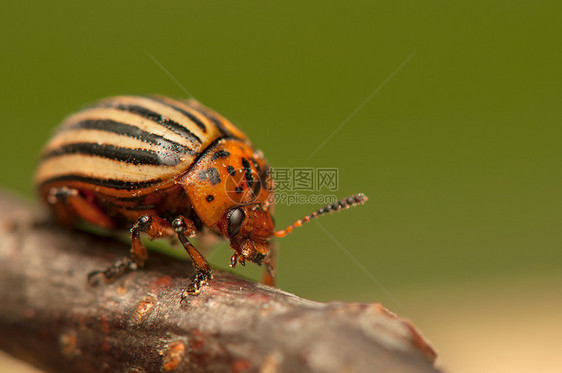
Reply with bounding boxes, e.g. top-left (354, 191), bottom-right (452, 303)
top-left (273, 193), bottom-right (368, 237)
